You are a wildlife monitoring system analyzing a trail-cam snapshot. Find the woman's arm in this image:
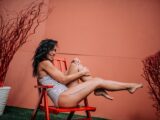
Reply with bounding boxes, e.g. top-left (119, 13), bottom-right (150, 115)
top-left (40, 60), bottom-right (89, 84)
